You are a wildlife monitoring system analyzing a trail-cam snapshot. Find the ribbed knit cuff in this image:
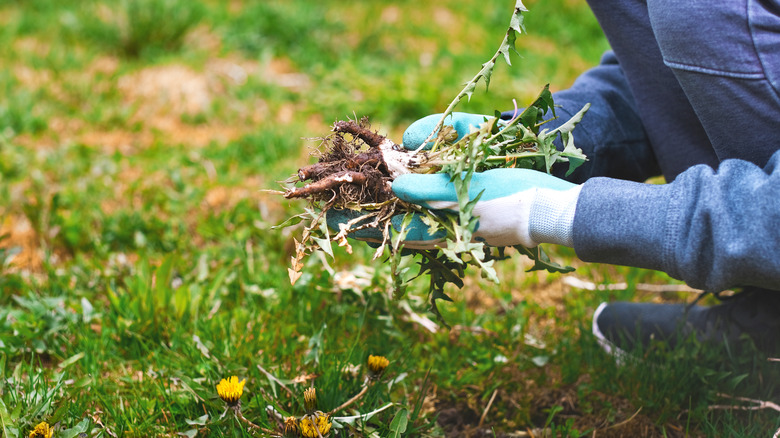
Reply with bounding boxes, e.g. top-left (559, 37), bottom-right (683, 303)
top-left (529, 185), bottom-right (583, 247)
